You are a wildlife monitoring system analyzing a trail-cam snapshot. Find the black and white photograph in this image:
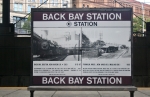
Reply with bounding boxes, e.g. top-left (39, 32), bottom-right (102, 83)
top-left (31, 9), bottom-right (133, 85)
top-left (81, 27), bottom-right (131, 60)
top-left (33, 27), bottom-right (131, 61)
top-left (33, 28), bottom-right (82, 61)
